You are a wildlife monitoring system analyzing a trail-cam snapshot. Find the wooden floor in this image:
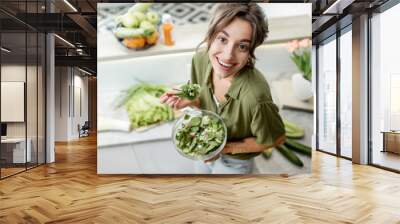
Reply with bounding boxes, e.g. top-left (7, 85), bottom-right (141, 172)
top-left (373, 150), bottom-right (400, 171)
top-left (1, 167), bottom-right (26, 178)
top-left (1, 135), bottom-right (400, 223)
